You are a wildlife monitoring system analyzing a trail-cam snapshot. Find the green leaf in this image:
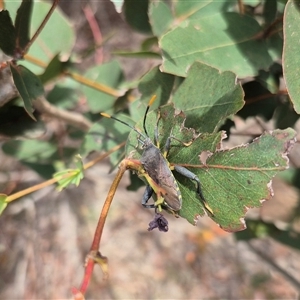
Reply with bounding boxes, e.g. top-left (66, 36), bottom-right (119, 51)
top-left (134, 62), bottom-right (244, 134)
top-left (39, 54), bottom-right (69, 84)
top-left (54, 168), bottom-right (84, 191)
top-left (15, 0), bottom-right (33, 51)
top-left (123, 0), bottom-right (152, 34)
top-left (174, 0), bottom-right (211, 18)
top-left (53, 155), bottom-right (84, 190)
top-left (160, 12), bottom-right (272, 78)
top-left (113, 50), bottom-right (161, 59)
top-left (46, 78), bottom-right (79, 110)
top-left (263, 0), bottom-right (278, 25)
top-left (126, 104), bottom-right (296, 232)
top-left (2, 140), bottom-right (57, 162)
top-left (195, 128), bottom-right (295, 231)
top-left (0, 10), bottom-right (16, 56)
top-left (172, 62), bottom-right (245, 133)
top-left (5, 1), bottom-right (75, 73)
top-left (82, 60), bottom-right (124, 113)
top-left (149, 1), bottom-right (173, 36)
top-left (138, 66), bottom-right (175, 109)
top-left (283, 0), bottom-right (300, 113)
top-left (267, 33), bottom-right (283, 62)
top-left (2, 139), bottom-right (78, 179)
top-left (23, 162), bottom-right (56, 179)
top-left (0, 194), bottom-right (8, 216)
top-left (10, 63), bottom-right (44, 120)
top-left (80, 117), bottom-right (130, 167)
top-left (141, 36), bottom-right (158, 51)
